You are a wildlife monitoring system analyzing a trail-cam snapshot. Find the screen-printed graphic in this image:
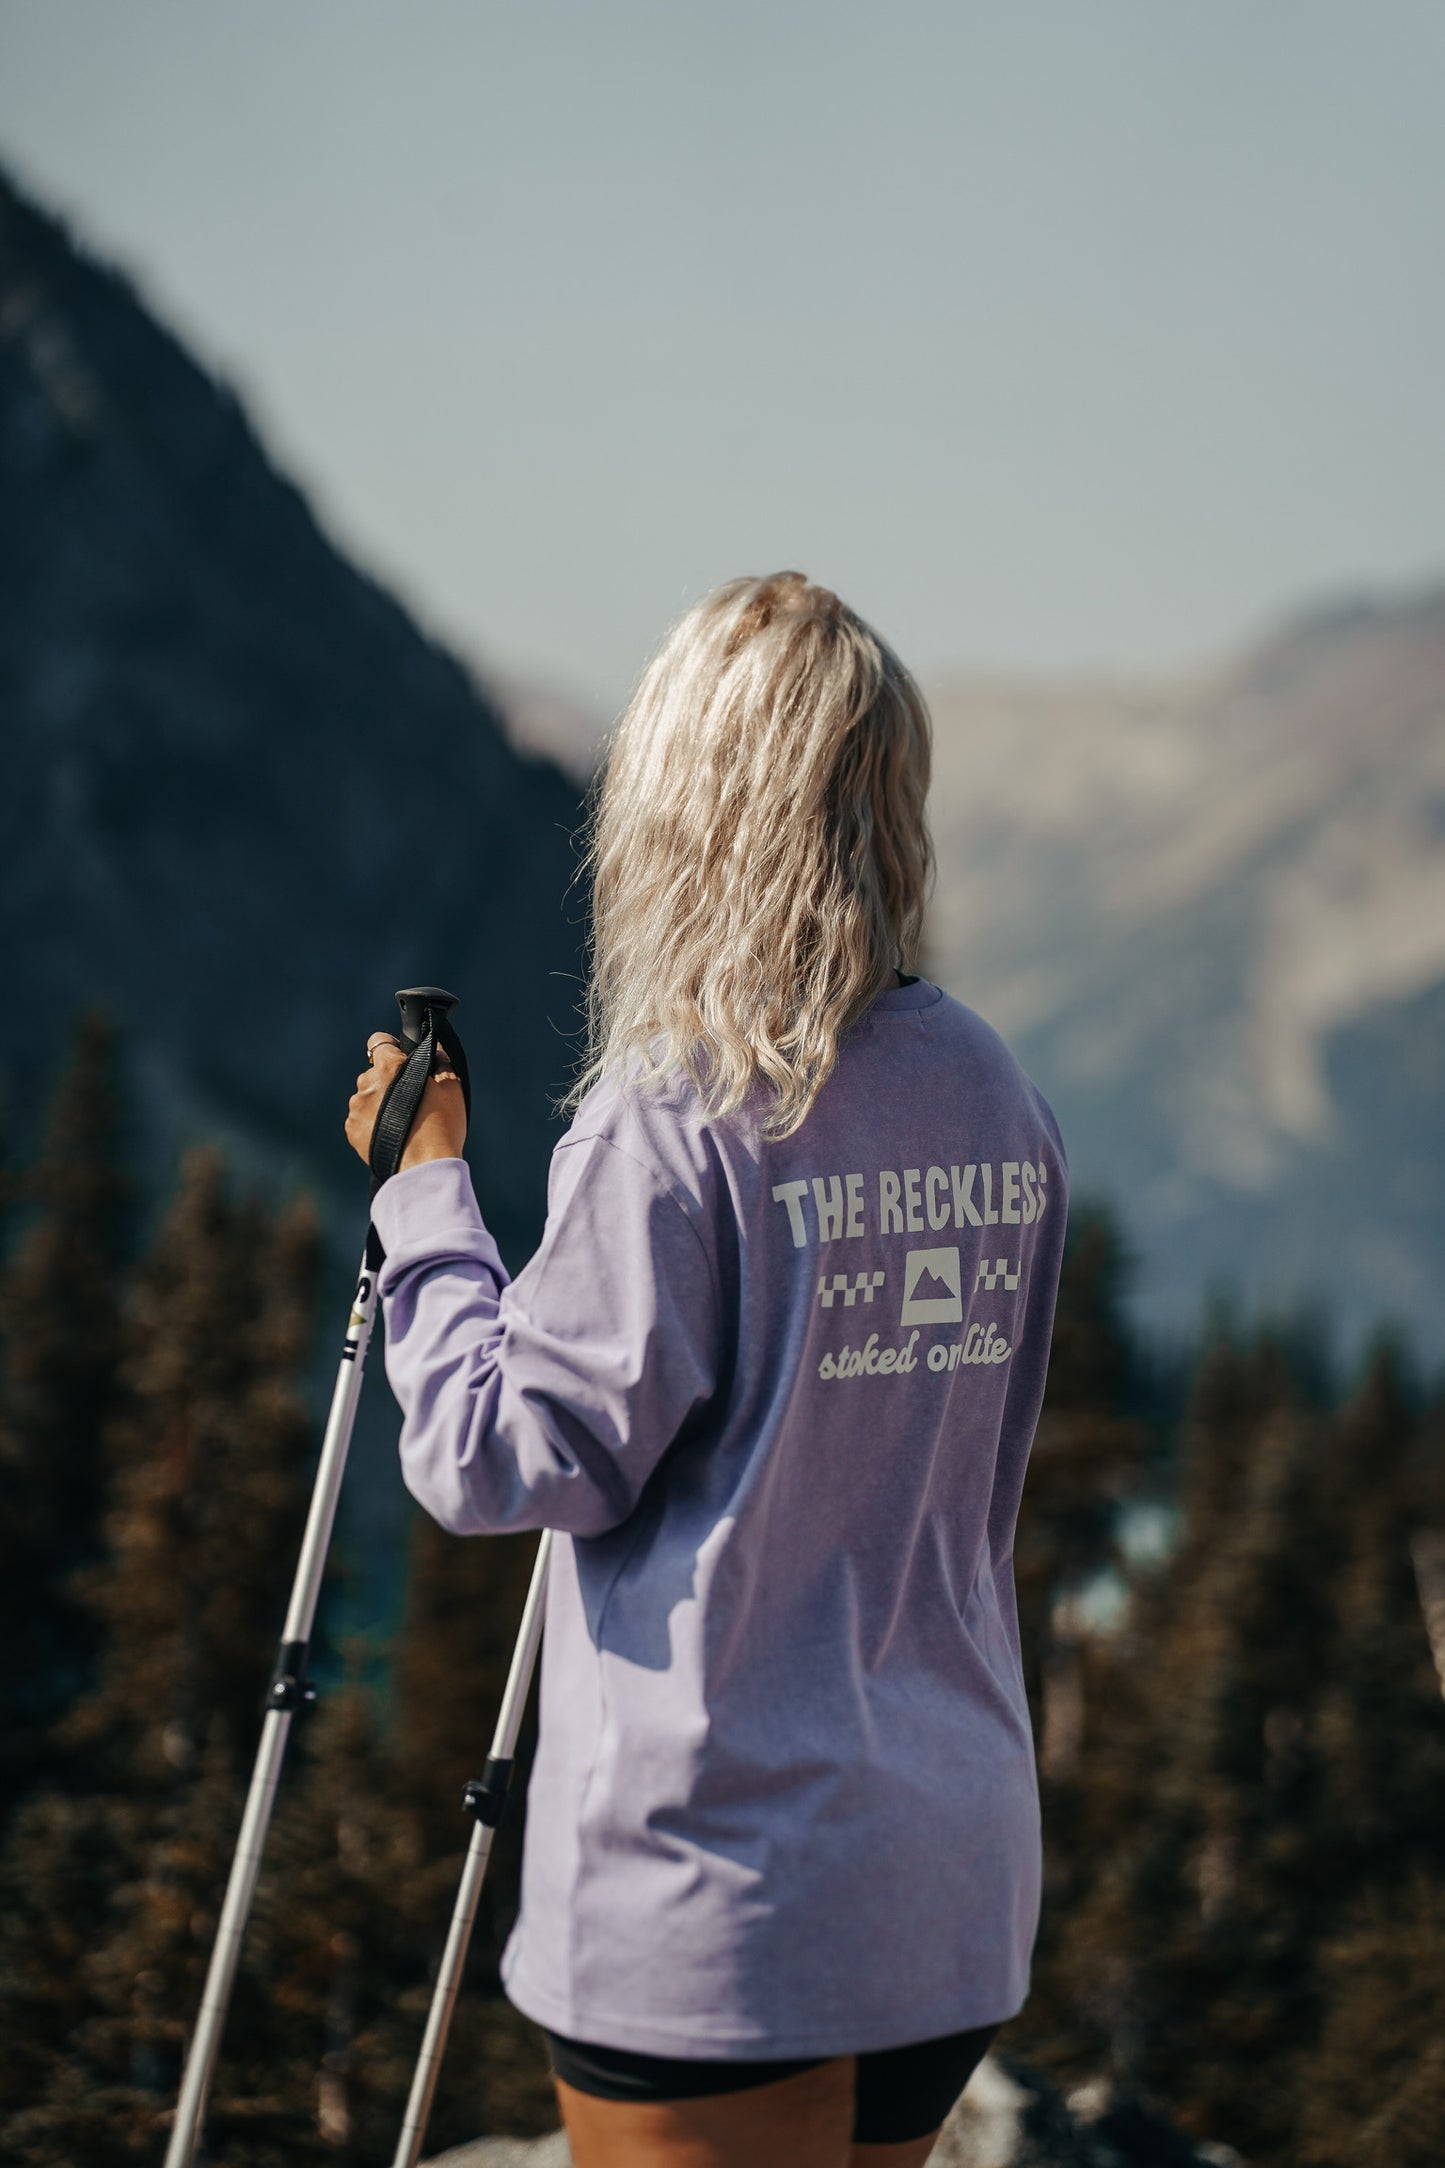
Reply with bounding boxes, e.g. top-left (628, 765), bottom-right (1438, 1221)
top-left (817, 1270), bottom-right (887, 1309)
top-left (774, 1154), bottom-right (1052, 1383)
top-left (899, 1246), bottom-right (964, 1326)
